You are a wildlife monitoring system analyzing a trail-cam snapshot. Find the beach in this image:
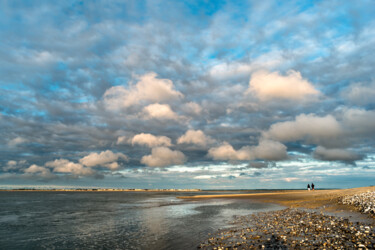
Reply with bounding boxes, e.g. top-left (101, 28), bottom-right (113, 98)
top-left (0, 190), bottom-right (282, 249)
top-left (1, 188), bottom-right (374, 249)
top-left (180, 186), bottom-right (375, 249)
